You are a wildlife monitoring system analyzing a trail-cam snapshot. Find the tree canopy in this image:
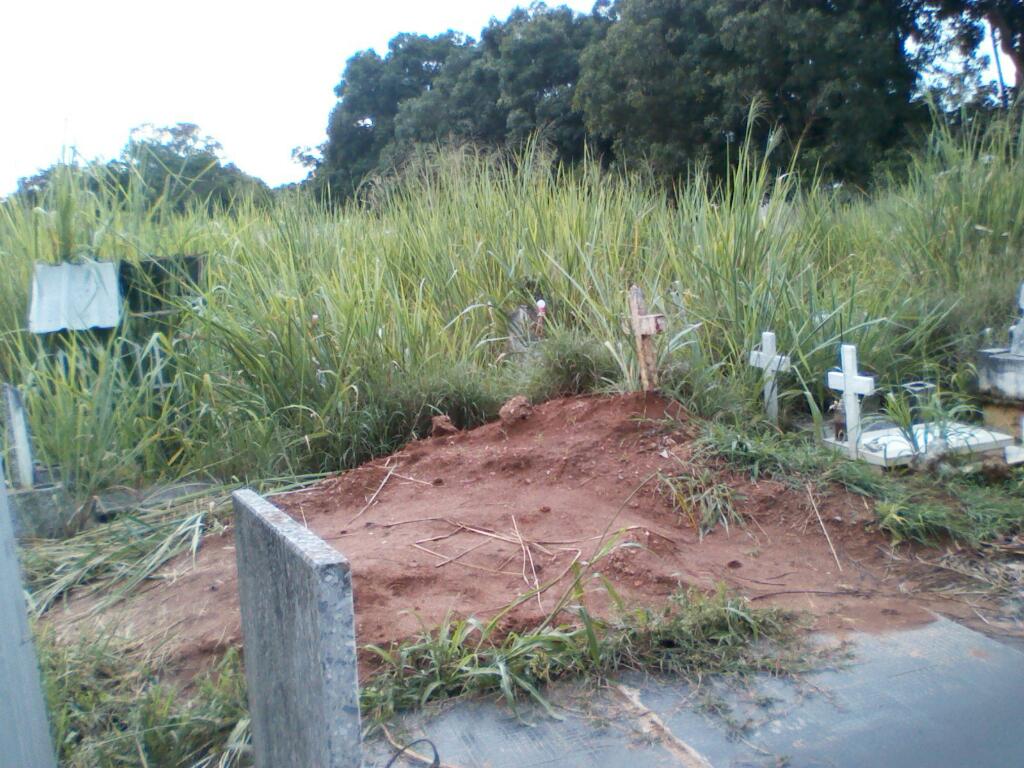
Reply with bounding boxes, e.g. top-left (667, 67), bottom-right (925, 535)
top-left (314, 1), bottom-right (1020, 197)
top-left (15, 123), bottom-right (269, 212)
